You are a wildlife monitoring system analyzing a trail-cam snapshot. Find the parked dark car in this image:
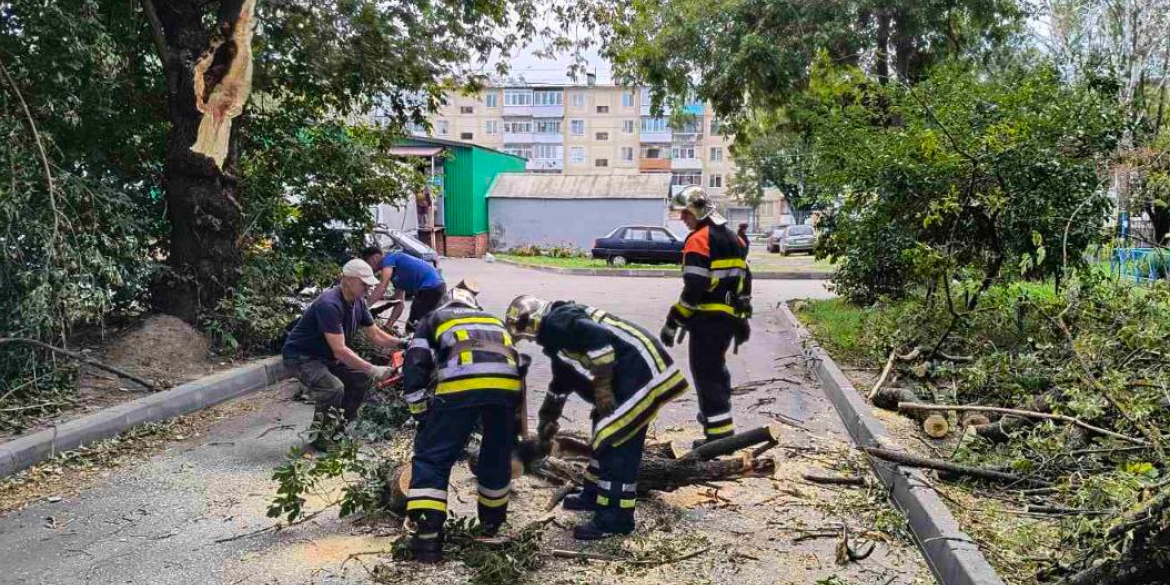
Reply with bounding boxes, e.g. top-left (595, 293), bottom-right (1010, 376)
top-left (591, 226), bottom-right (684, 265)
top-left (767, 224), bottom-right (816, 255)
